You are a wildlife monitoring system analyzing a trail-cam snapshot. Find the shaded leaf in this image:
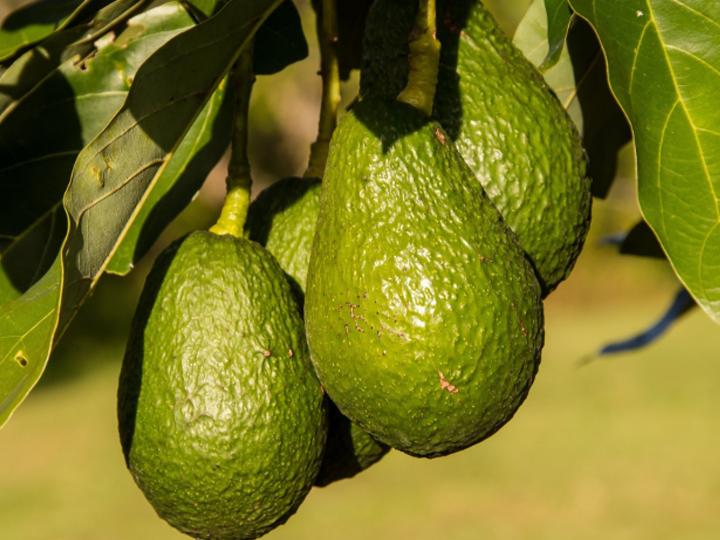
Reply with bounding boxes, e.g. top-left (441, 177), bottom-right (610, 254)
top-left (0, 2), bottom-right (197, 303)
top-left (565, 18), bottom-right (632, 198)
top-left (0, 3), bottom-right (196, 234)
top-left (540, 0), bottom-right (572, 69)
top-left (253, 0), bottom-right (307, 75)
top-left (0, 0), bottom-right (149, 119)
top-left (184, 0), bottom-right (223, 18)
top-left (0, 0), bottom-right (281, 428)
top-left (107, 79), bottom-right (232, 274)
top-left (0, 207), bottom-right (65, 306)
top-left (570, 0), bottom-right (720, 322)
top-left (0, 0), bottom-right (82, 61)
